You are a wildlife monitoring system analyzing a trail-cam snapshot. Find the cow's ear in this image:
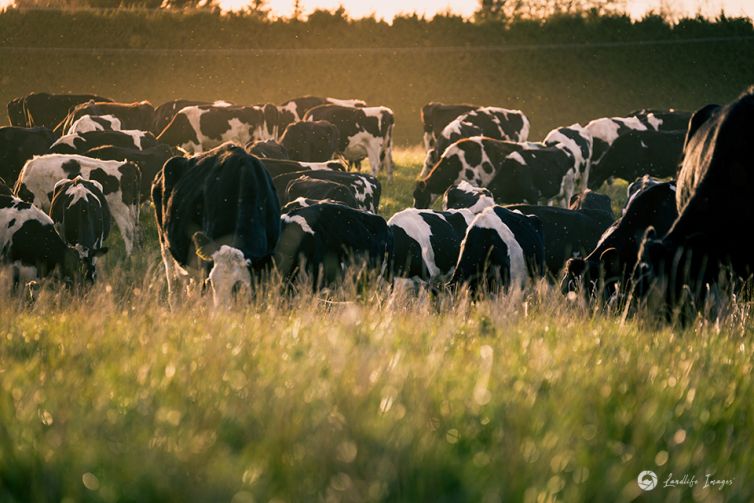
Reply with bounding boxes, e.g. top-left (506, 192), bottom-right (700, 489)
top-left (684, 104), bottom-right (719, 150)
top-left (193, 231), bottom-right (218, 262)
